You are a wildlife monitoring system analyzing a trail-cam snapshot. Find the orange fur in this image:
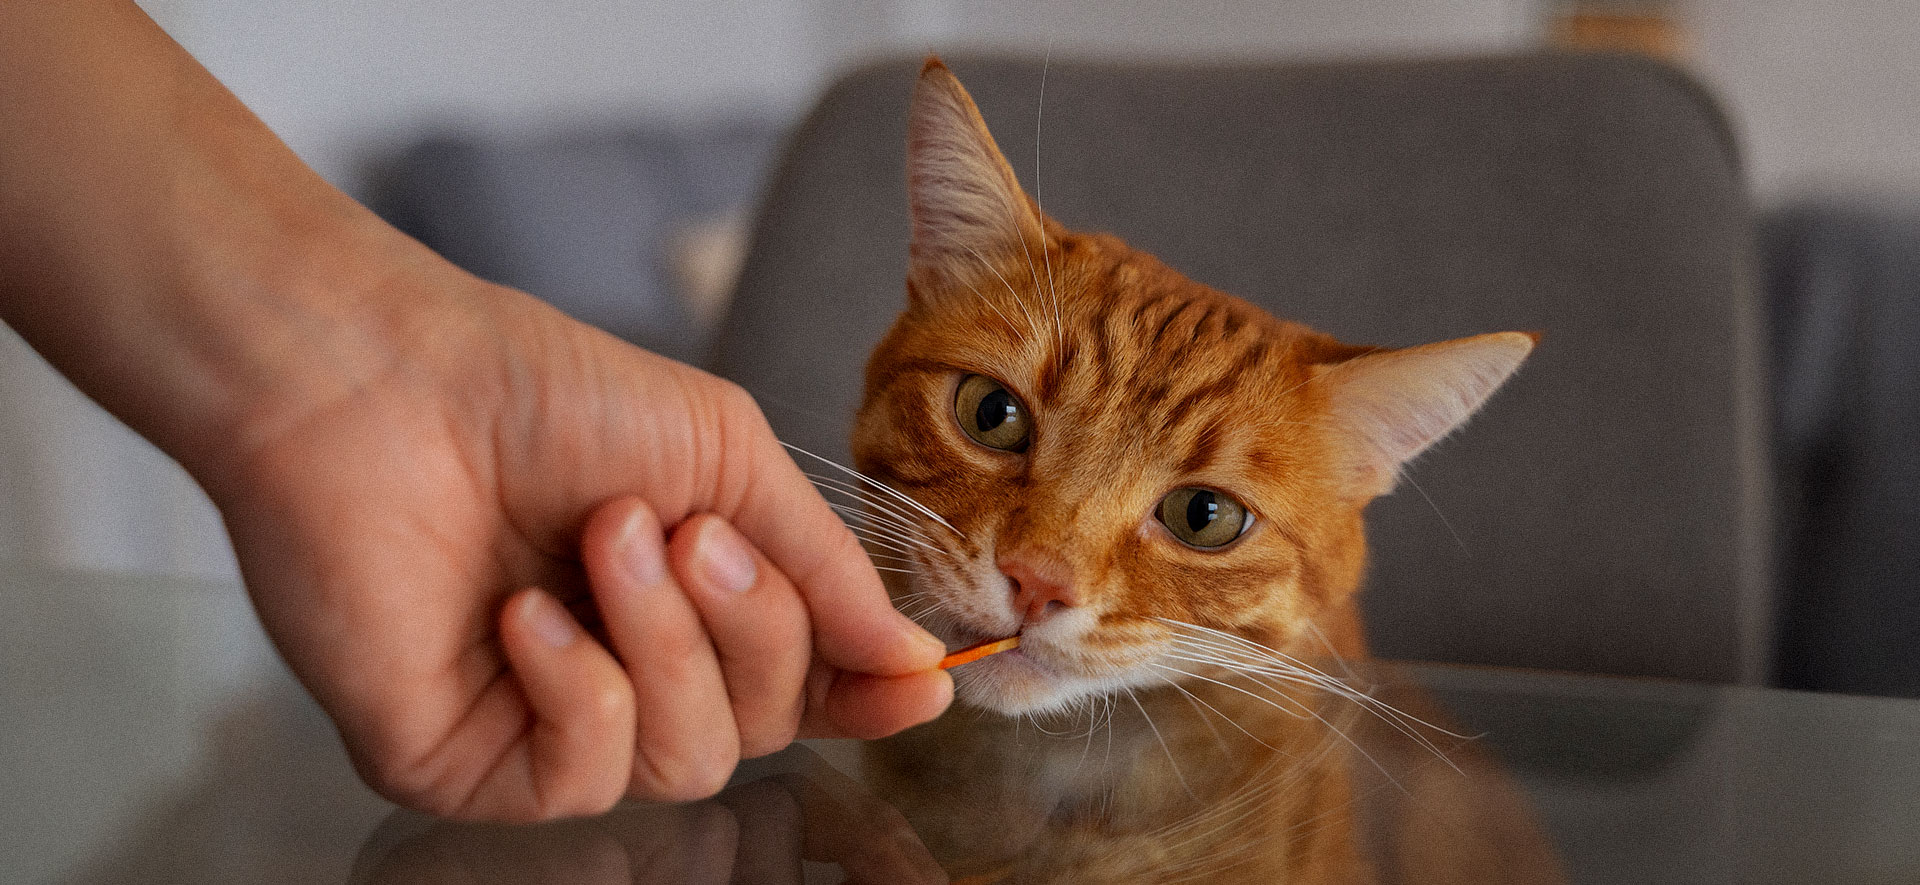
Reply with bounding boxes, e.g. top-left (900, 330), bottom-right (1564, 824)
top-left (855, 59), bottom-right (1531, 715)
top-left (854, 58), bottom-right (1554, 883)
